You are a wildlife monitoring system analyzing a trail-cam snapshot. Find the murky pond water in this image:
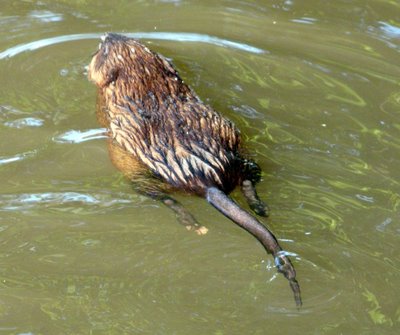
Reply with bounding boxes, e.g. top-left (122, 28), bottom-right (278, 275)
top-left (1, 1), bottom-right (399, 334)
